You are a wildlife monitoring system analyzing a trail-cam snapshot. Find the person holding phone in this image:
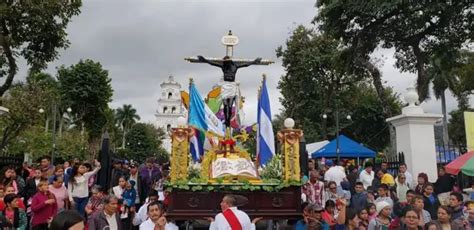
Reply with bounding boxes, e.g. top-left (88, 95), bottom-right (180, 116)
top-left (30, 180), bottom-right (57, 230)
